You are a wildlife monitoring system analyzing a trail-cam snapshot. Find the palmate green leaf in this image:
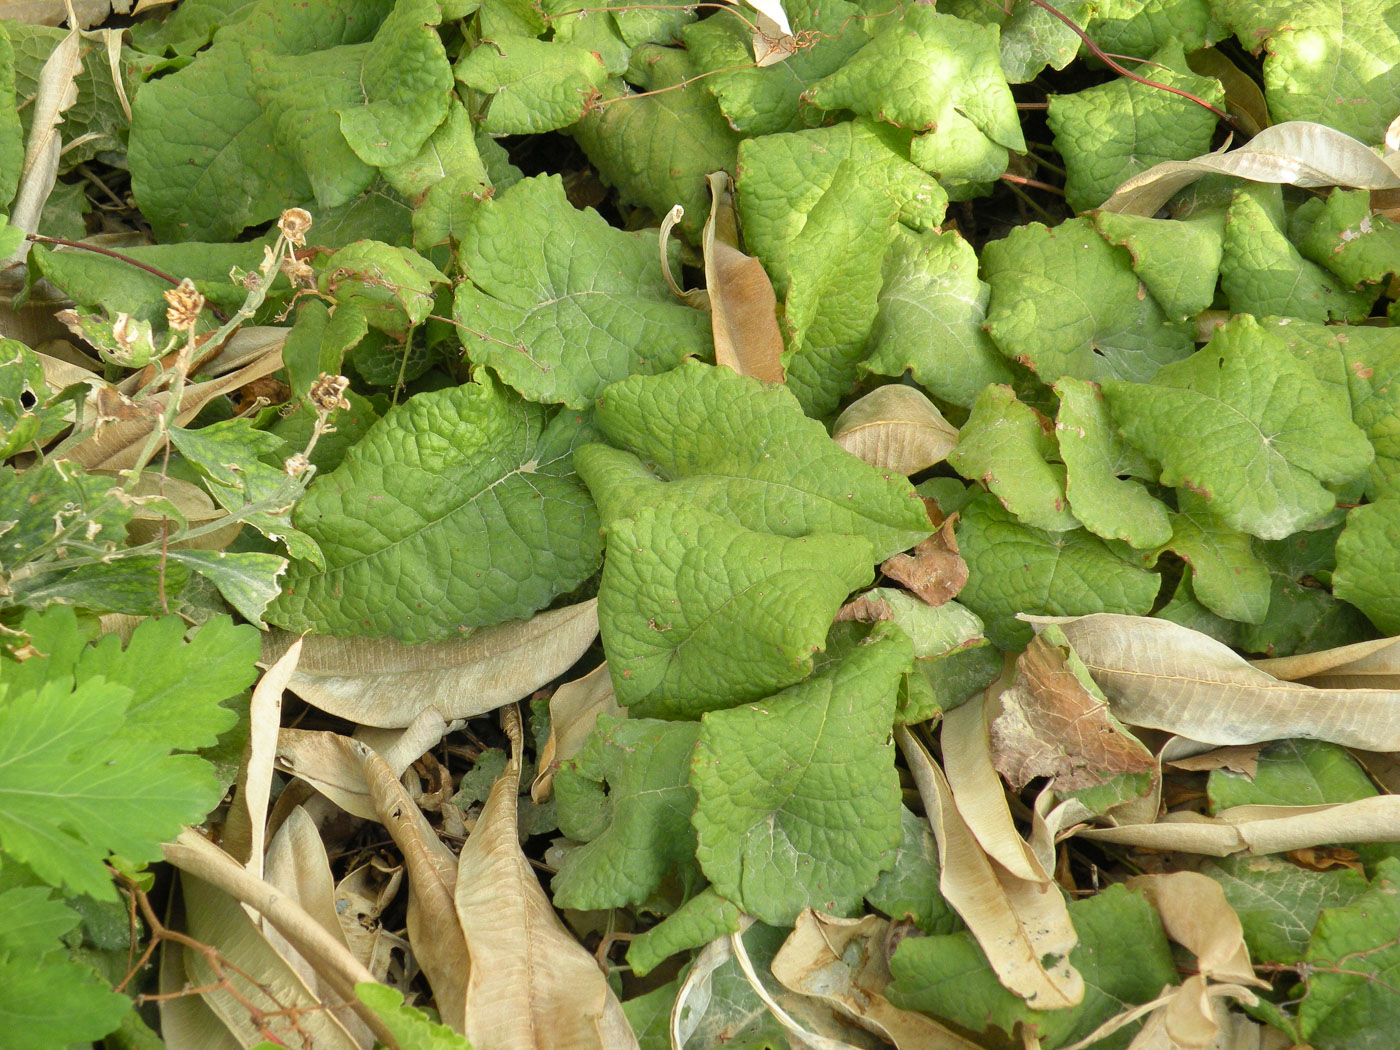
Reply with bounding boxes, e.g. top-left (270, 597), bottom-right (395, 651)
top-left (1054, 377), bottom-right (1172, 549)
top-left (597, 499), bottom-right (874, 717)
top-left (691, 629), bottom-right (909, 925)
top-left (2, 608), bottom-right (257, 751)
top-left (378, 99), bottom-right (492, 250)
top-left (1334, 498), bottom-right (1400, 634)
top-left (1085, 0), bottom-right (1222, 58)
top-left (1215, 0), bottom-right (1400, 143)
top-left (940, 0), bottom-right (1098, 83)
top-left (453, 174), bottom-right (709, 408)
top-left (626, 886), bottom-right (743, 977)
top-left (1093, 209), bottom-right (1225, 322)
top-left (736, 118), bottom-right (944, 303)
top-left (457, 35), bottom-right (607, 135)
top-left (127, 0), bottom-right (262, 56)
top-left (803, 7), bottom-right (1024, 190)
top-left (981, 217), bottom-right (1195, 384)
top-left (1299, 857), bottom-right (1400, 1049)
top-left (581, 360), bottom-right (933, 560)
top-left (268, 372), bottom-right (602, 643)
top-left (682, 0), bottom-right (870, 136)
top-left (888, 884), bottom-right (1177, 1050)
top-left (1241, 521), bottom-right (1372, 657)
top-left (955, 491), bottom-right (1160, 648)
top-left (1047, 40), bottom-right (1223, 212)
top-left (1261, 316), bottom-right (1400, 500)
top-left (552, 715), bottom-right (702, 910)
top-left (948, 383), bottom-right (1077, 532)
top-left (166, 550), bottom-right (288, 625)
top-left (571, 47), bottom-right (742, 241)
top-left (0, 883), bottom-right (130, 1050)
top-left (1221, 183), bottom-right (1375, 323)
top-left (862, 228), bottom-right (1015, 409)
top-left (1293, 188), bottom-right (1400, 288)
top-left (1103, 316), bottom-right (1374, 541)
top-left (320, 239), bottom-right (446, 340)
top-left (1203, 855), bottom-right (1367, 965)
top-left (0, 676), bottom-right (220, 900)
